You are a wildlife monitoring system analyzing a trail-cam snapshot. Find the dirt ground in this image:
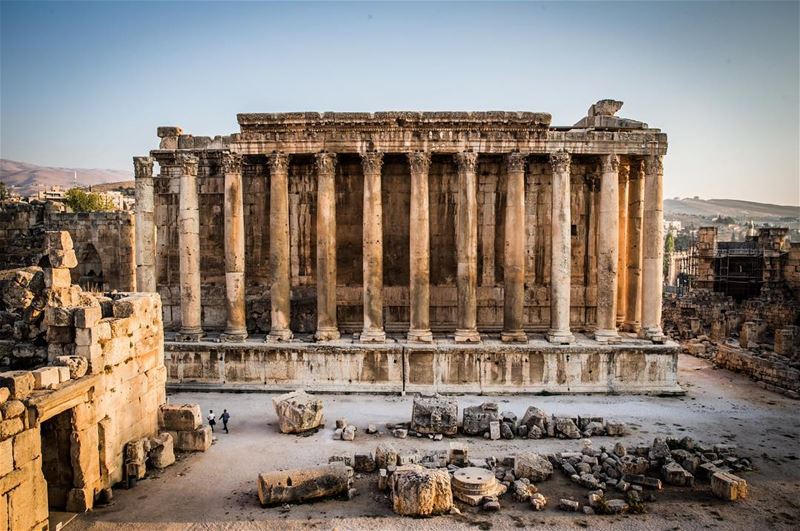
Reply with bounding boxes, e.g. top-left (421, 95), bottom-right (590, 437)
top-left (71, 354), bottom-right (800, 530)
